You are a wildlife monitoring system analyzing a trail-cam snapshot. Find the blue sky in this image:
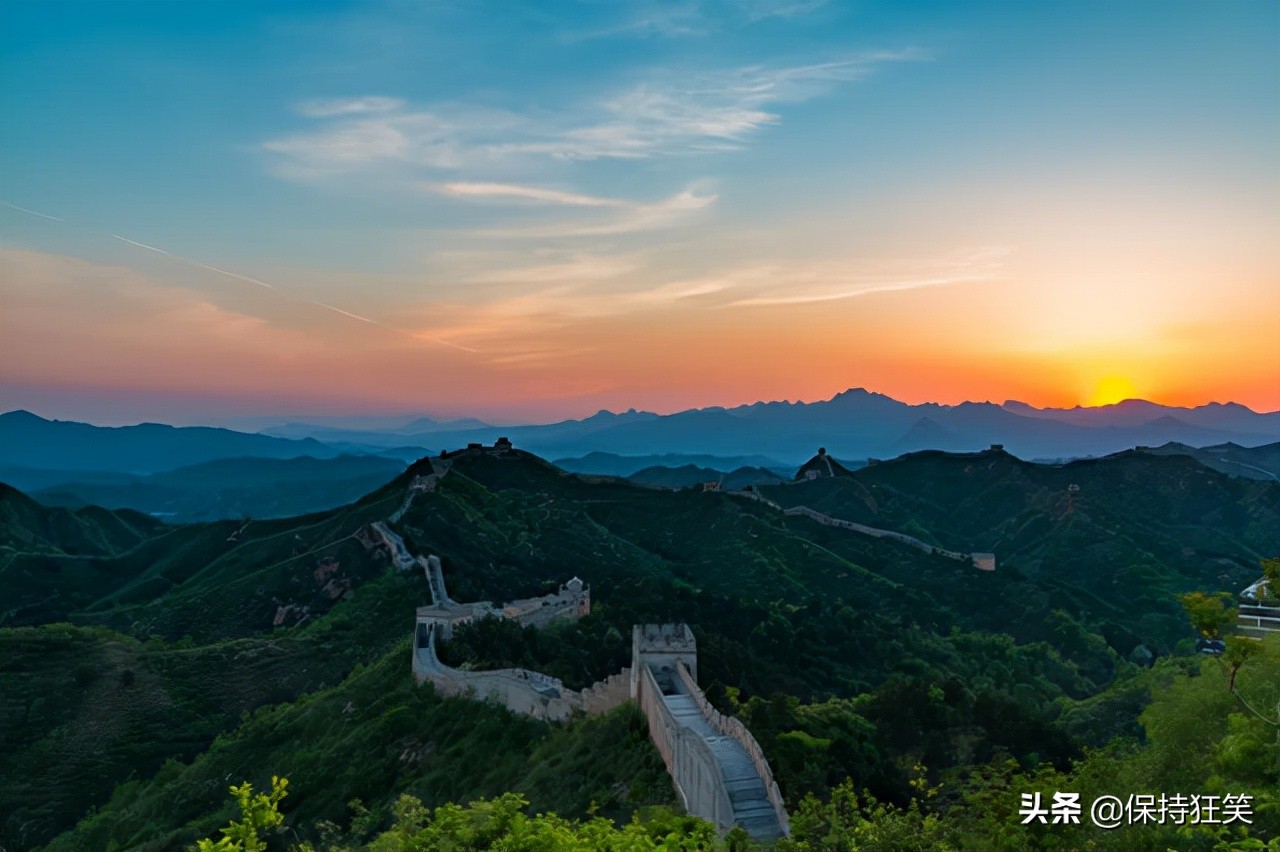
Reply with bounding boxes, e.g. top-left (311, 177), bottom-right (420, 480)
top-left (1, 0), bottom-right (1277, 423)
